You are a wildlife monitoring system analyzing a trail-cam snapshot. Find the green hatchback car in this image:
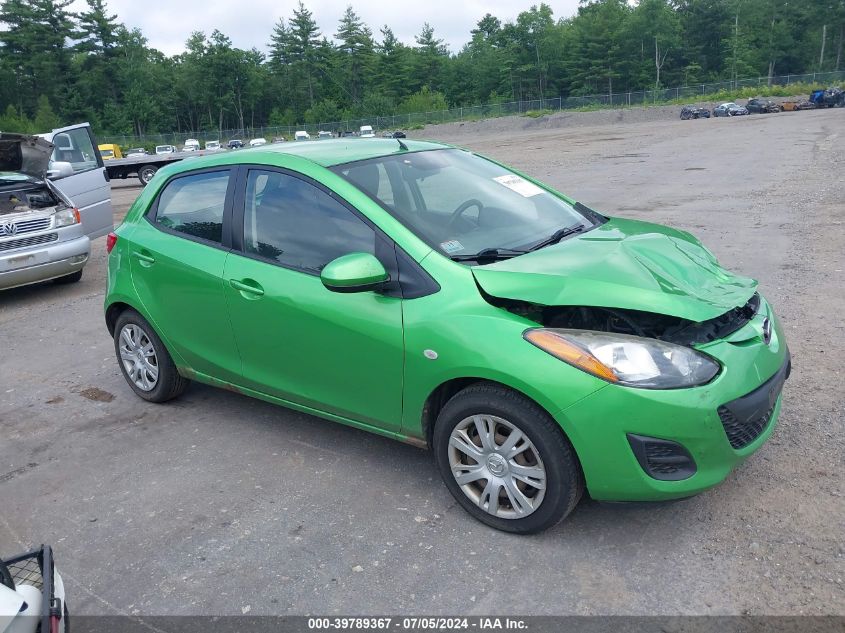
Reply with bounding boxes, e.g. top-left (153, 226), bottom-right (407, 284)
top-left (105, 139), bottom-right (789, 533)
